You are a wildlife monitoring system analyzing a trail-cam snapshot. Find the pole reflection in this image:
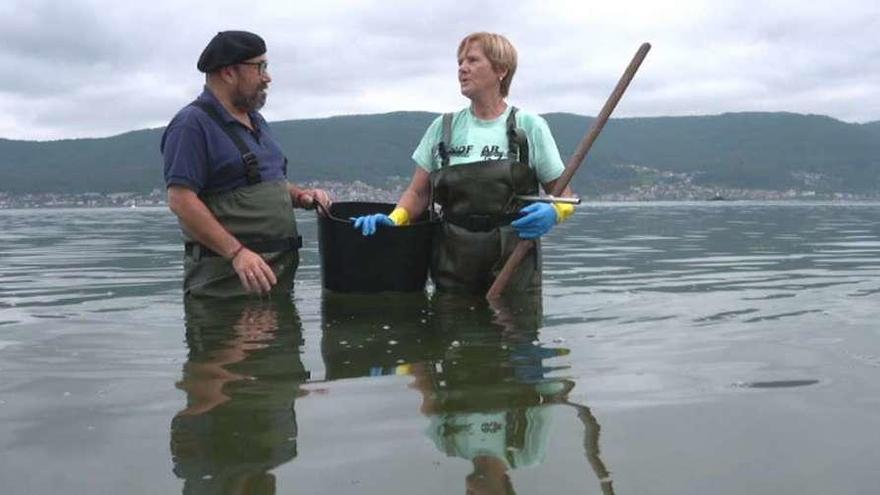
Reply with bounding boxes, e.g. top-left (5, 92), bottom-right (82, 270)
top-left (171, 297), bottom-right (310, 495)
